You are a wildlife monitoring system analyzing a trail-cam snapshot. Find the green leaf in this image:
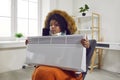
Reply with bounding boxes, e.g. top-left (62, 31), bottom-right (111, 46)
top-left (15, 33), bottom-right (23, 38)
top-left (79, 4), bottom-right (89, 13)
top-left (85, 4), bottom-right (89, 10)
